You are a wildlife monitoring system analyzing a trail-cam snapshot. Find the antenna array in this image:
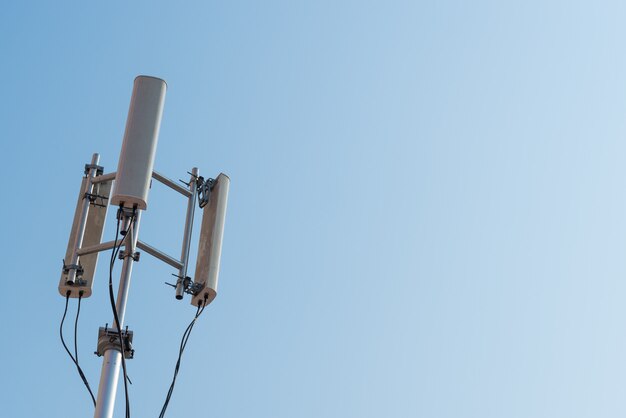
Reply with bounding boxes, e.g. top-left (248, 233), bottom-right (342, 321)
top-left (58, 76), bottom-right (230, 418)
